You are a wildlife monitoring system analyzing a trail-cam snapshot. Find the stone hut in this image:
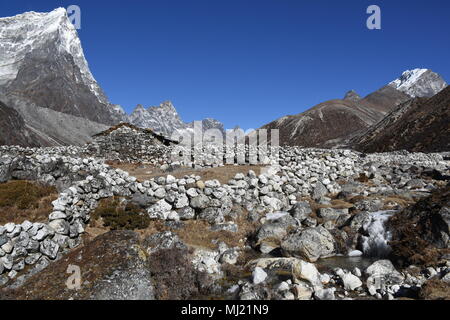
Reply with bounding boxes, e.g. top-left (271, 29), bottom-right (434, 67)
top-left (89, 123), bottom-right (177, 161)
